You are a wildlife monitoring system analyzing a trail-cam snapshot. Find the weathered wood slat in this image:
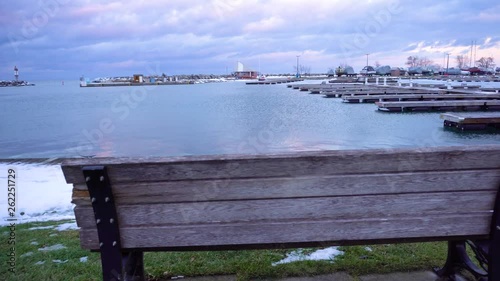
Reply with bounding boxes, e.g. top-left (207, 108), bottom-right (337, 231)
top-left (71, 170), bottom-right (500, 206)
top-left (62, 146), bottom-right (500, 184)
top-left (74, 191), bottom-right (496, 229)
top-left (78, 213), bottom-right (492, 250)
